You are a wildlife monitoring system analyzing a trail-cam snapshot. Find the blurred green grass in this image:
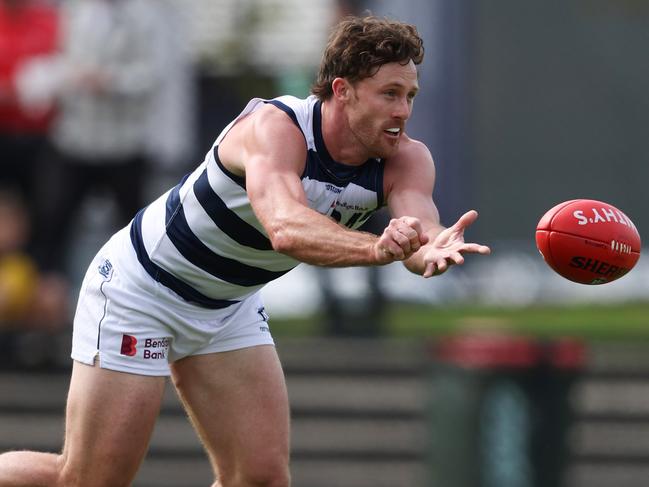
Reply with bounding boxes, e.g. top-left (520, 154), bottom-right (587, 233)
top-left (269, 301), bottom-right (649, 340)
